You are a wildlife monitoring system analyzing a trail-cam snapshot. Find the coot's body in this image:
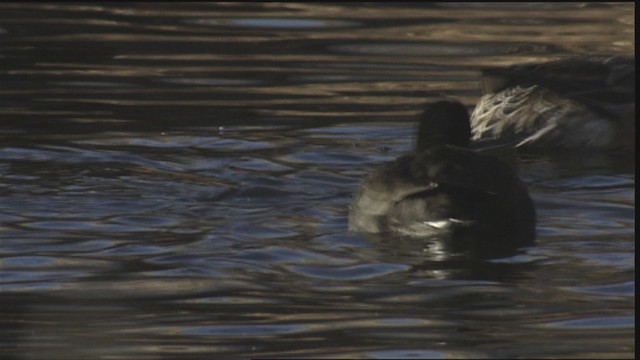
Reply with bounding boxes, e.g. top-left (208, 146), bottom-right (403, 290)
top-left (349, 100), bottom-right (536, 256)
